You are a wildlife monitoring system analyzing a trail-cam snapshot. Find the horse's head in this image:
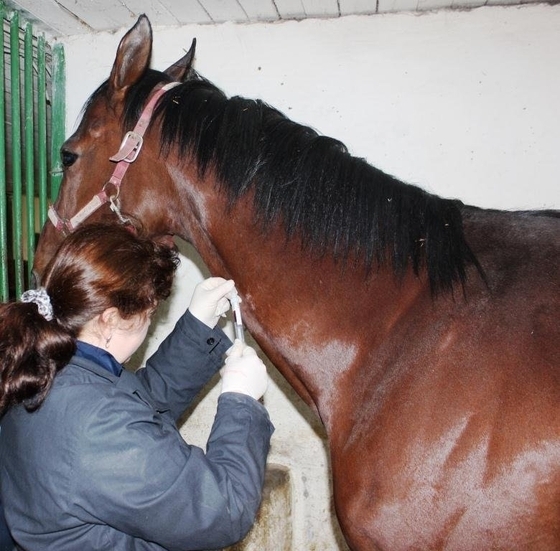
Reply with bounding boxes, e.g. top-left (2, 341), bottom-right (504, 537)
top-left (33, 15), bottom-right (196, 281)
